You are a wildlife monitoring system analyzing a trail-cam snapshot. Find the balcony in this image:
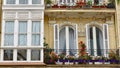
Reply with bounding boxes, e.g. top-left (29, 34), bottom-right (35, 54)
top-left (44, 49), bottom-right (120, 65)
top-left (45, 0), bottom-right (116, 12)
